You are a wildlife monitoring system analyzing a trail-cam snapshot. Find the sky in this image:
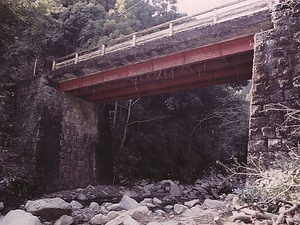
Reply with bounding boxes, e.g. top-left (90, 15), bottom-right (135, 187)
top-left (176, 0), bottom-right (236, 15)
